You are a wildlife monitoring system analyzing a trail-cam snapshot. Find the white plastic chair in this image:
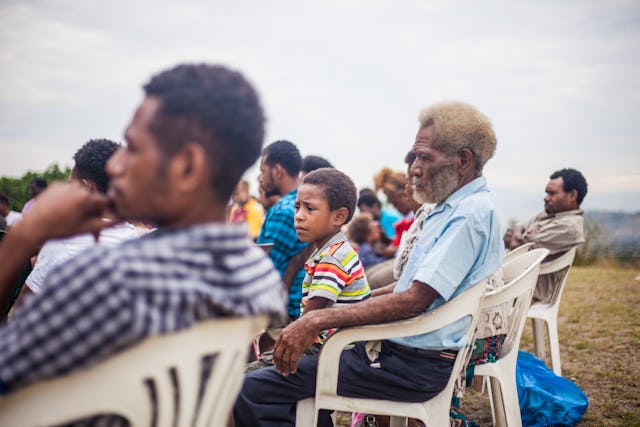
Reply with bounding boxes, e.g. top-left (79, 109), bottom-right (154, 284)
top-left (473, 248), bottom-right (549, 427)
top-left (296, 281), bottom-right (487, 427)
top-left (0, 315), bottom-right (268, 427)
top-left (526, 246), bottom-right (578, 376)
top-left (502, 242), bottom-right (535, 264)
